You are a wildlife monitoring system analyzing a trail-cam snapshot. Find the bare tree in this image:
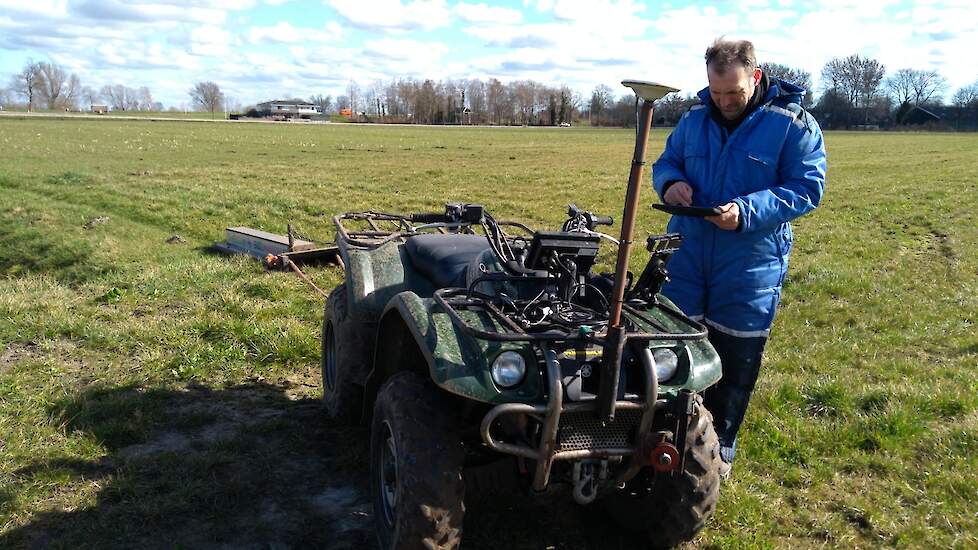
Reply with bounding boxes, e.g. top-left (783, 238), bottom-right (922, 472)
top-left (910, 69), bottom-right (947, 105)
top-left (63, 74), bottom-right (81, 110)
top-left (309, 94), bottom-right (333, 114)
top-left (414, 79), bottom-right (437, 124)
top-left (821, 54), bottom-right (885, 108)
top-left (886, 68), bottom-right (915, 105)
top-left (887, 68), bottom-right (948, 106)
top-left (952, 81), bottom-right (978, 107)
top-left (101, 84), bottom-right (141, 111)
top-left (136, 87), bottom-right (155, 111)
top-left (486, 78), bottom-right (508, 125)
top-left (512, 80), bottom-right (539, 125)
top-left (760, 62), bottom-right (813, 107)
top-left (0, 87), bottom-right (11, 108)
top-left (37, 62), bottom-right (68, 109)
top-left (35, 62), bottom-right (81, 110)
top-left (590, 84), bottom-right (614, 125)
top-left (466, 79), bottom-right (486, 123)
top-left (396, 79), bottom-right (419, 118)
top-left (10, 60), bottom-right (42, 111)
top-left (346, 81), bottom-right (361, 115)
top-left (189, 81), bottom-right (224, 114)
top-left (81, 86), bottom-right (101, 107)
